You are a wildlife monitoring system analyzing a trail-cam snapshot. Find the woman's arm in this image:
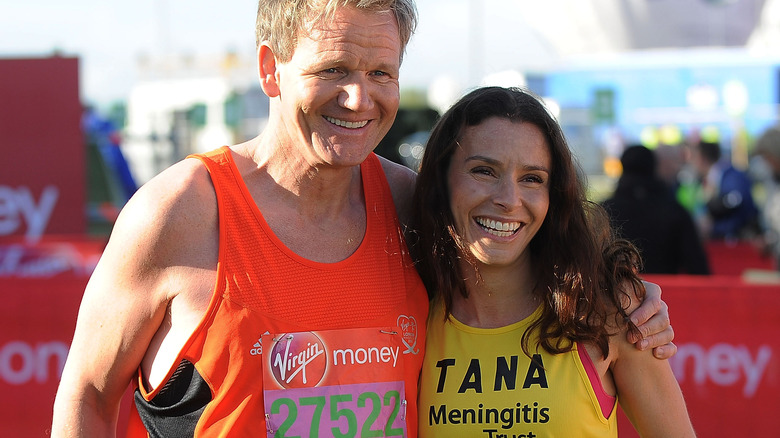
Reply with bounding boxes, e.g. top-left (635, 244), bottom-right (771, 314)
top-left (611, 286), bottom-right (695, 437)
